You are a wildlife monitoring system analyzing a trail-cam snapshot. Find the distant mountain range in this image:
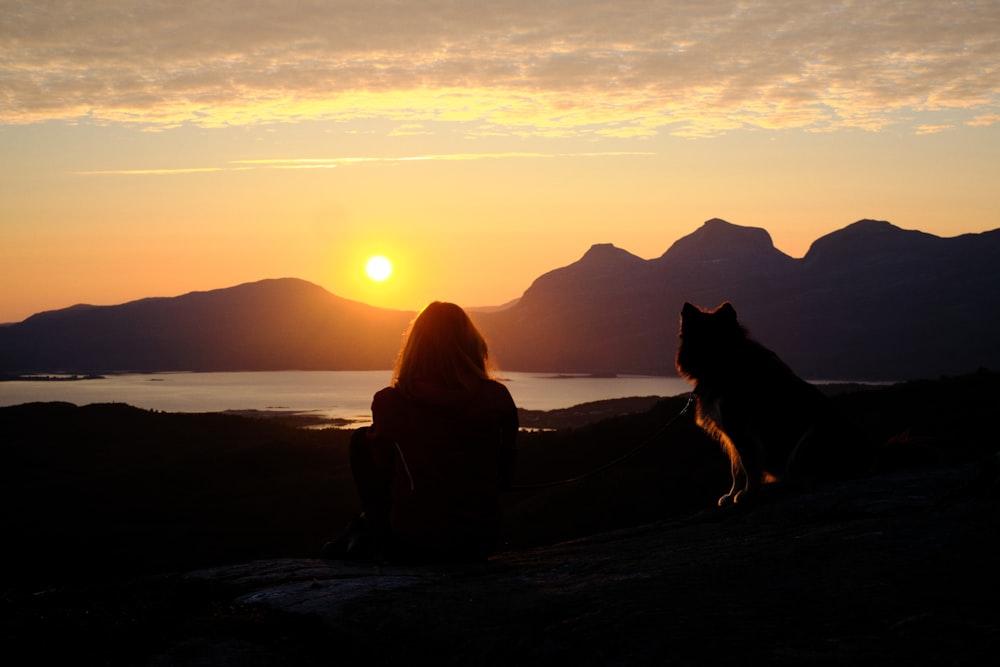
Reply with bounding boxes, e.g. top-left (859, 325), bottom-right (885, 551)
top-left (3, 219), bottom-right (999, 380)
top-left (0, 280), bottom-right (414, 374)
